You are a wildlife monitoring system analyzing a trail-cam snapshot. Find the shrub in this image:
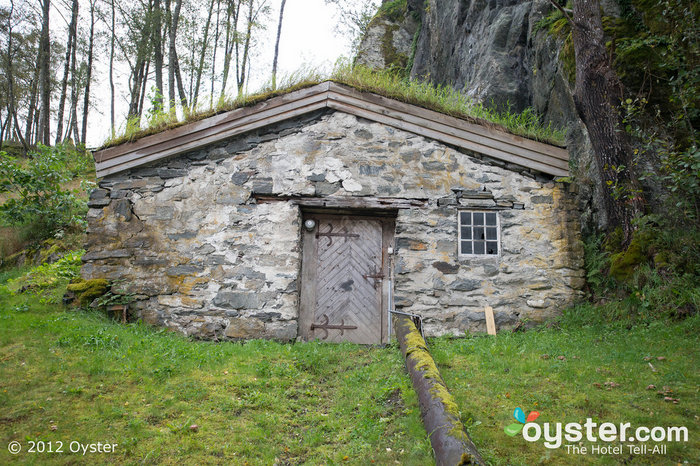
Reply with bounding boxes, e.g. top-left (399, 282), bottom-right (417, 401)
top-left (0, 144), bottom-right (90, 242)
top-left (4, 250), bottom-right (84, 303)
